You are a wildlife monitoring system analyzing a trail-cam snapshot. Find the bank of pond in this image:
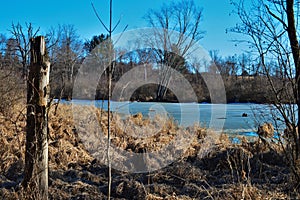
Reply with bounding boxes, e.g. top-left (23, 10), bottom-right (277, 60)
top-left (59, 99), bottom-right (289, 139)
